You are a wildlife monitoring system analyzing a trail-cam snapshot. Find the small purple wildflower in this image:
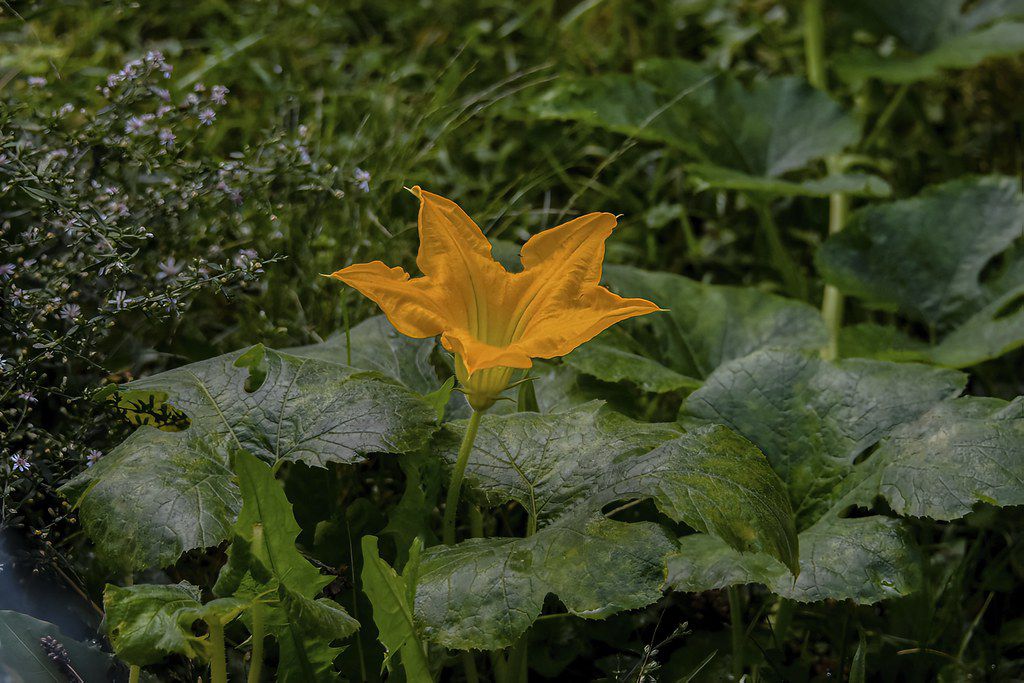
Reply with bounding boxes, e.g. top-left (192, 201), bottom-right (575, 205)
top-left (60, 303), bottom-right (81, 320)
top-left (211, 85), bottom-right (229, 105)
top-left (18, 391), bottom-right (37, 404)
top-left (125, 116), bottom-right (146, 135)
top-left (27, 76), bottom-right (47, 87)
top-left (158, 128), bottom-right (176, 147)
top-left (10, 454), bottom-right (30, 473)
top-left (157, 256), bottom-right (182, 281)
top-left (0, 263), bottom-right (14, 279)
top-left (354, 167), bottom-right (371, 193)
top-left (108, 290), bottom-right (129, 311)
top-left (198, 108), bottom-right (216, 125)
top-left (86, 450), bottom-right (103, 467)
